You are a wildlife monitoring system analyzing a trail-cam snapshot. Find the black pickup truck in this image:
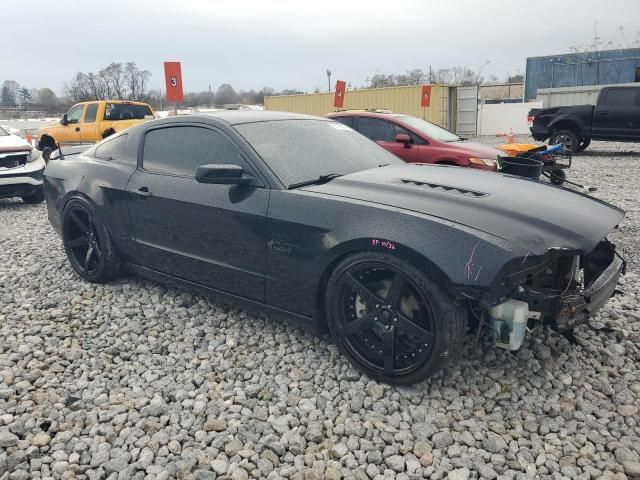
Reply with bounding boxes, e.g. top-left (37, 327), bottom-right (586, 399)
top-left (529, 85), bottom-right (640, 152)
